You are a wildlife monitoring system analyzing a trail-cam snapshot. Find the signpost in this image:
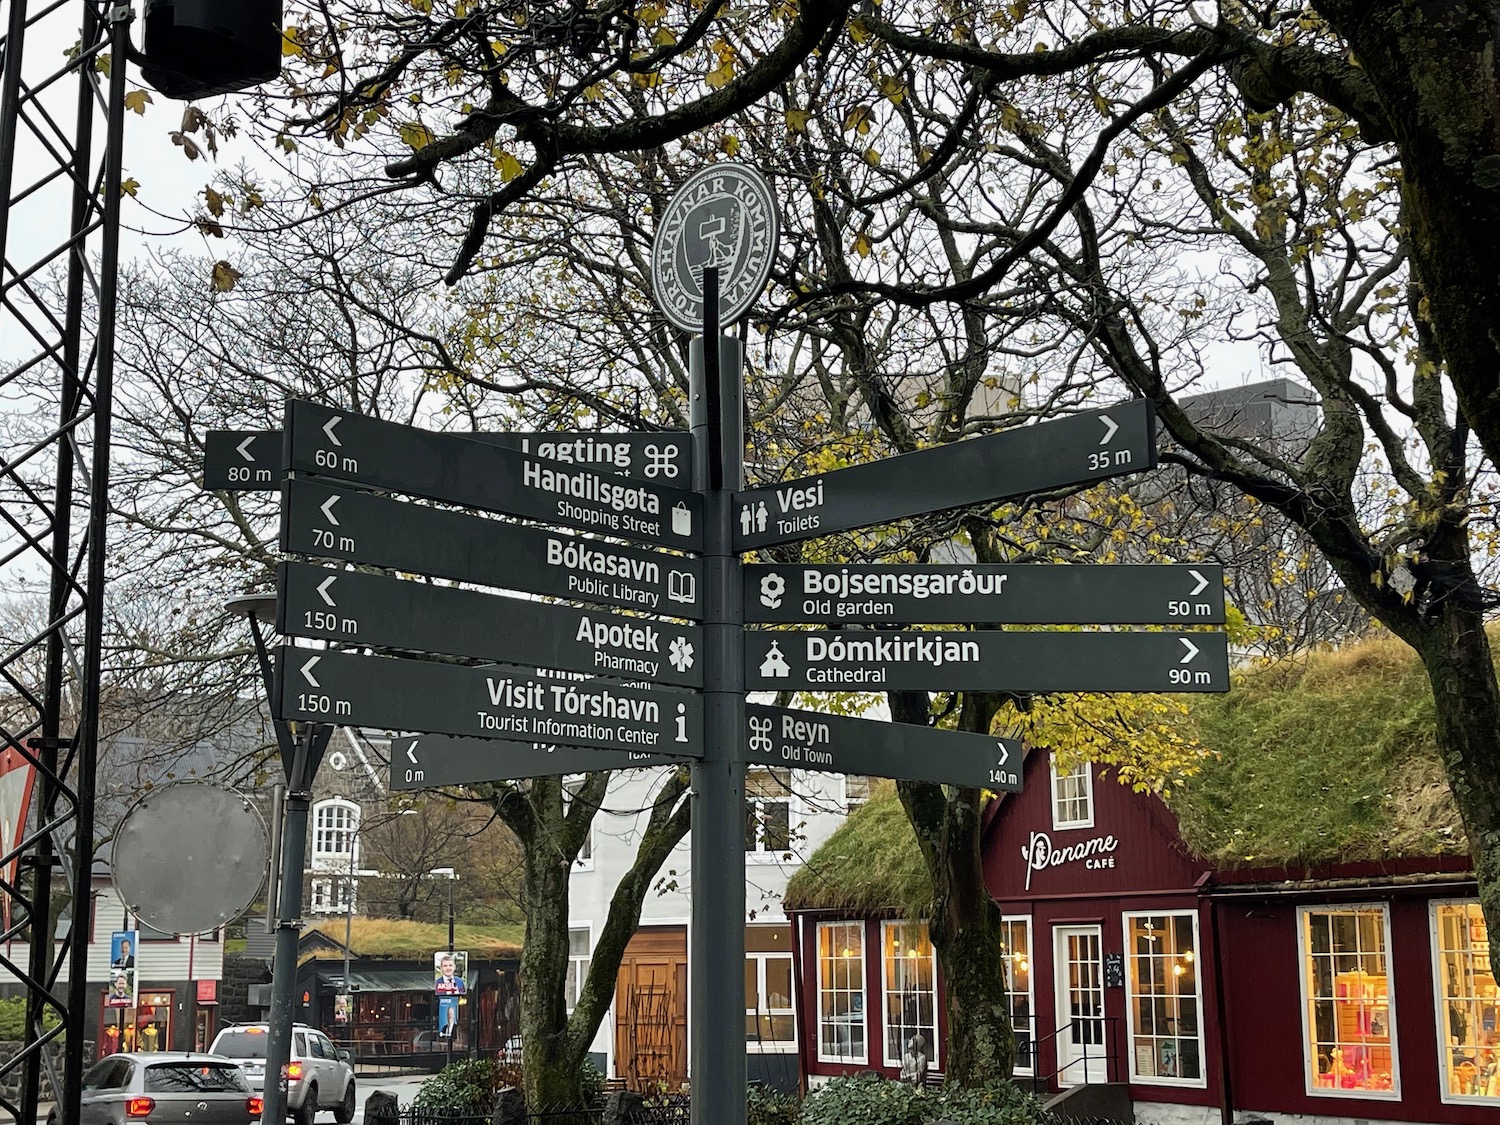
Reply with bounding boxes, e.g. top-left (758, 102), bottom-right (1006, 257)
top-left (284, 400), bottom-right (704, 551)
top-left (208, 163), bottom-right (1236, 1125)
top-left (744, 563), bottom-right (1225, 624)
top-left (745, 629), bottom-right (1230, 692)
top-left (271, 646), bottom-right (703, 755)
top-left (746, 705), bottom-right (1022, 791)
top-left (205, 428), bottom-right (692, 489)
top-left (732, 399), bottom-right (1157, 551)
top-left (280, 479), bottom-right (703, 619)
top-left (389, 734), bottom-right (691, 789)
